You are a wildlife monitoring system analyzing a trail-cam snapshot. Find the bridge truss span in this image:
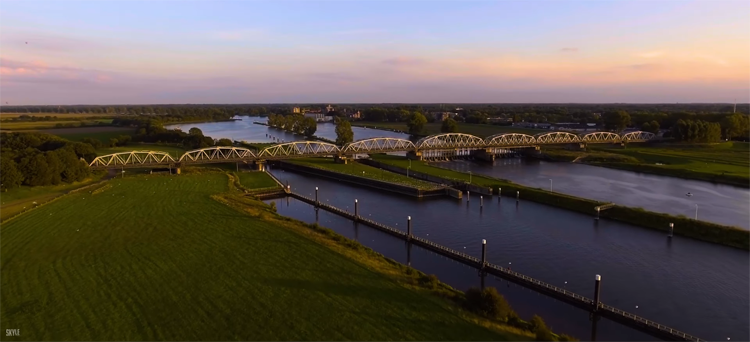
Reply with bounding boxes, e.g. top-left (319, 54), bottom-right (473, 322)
top-left (416, 133), bottom-right (486, 150)
top-left (179, 146), bottom-right (256, 163)
top-left (534, 131), bottom-right (582, 144)
top-left (342, 137), bottom-right (416, 154)
top-left (622, 131), bottom-right (656, 142)
top-left (485, 133), bottom-right (537, 147)
top-left (581, 131), bottom-right (622, 143)
top-left (259, 141), bottom-right (341, 159)
top-left (89, 151), bottom-right (176, 169)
